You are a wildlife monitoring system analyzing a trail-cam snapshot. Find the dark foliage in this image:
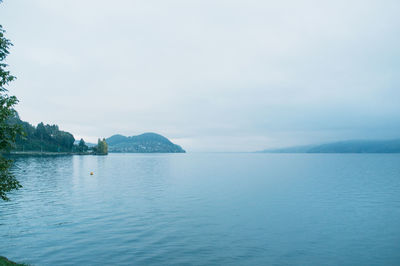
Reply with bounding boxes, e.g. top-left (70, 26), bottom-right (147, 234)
top-left (78, 138), bottom-right (88, 152)
top-left (9, 115), bottom-right (76, 152)
top-left (0, 21), bottom-right (22, 200)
